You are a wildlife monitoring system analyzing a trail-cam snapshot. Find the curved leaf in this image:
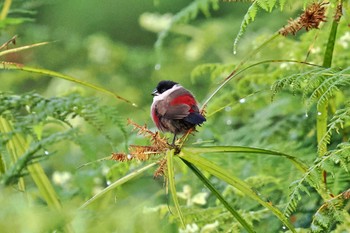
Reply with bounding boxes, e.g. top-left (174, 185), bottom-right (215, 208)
top-left (167, 149), bottom-right (186, 227)
top-left (80, 162), bottom-right (157, 209)
top-left (180, 150), bottom-right (296, 233)
top-left (181, 158), bottom-right (256, 233)
top-left (3, 65), bottom-right (138, 107)
top-left (184, 146), bottom-right (308, 173)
